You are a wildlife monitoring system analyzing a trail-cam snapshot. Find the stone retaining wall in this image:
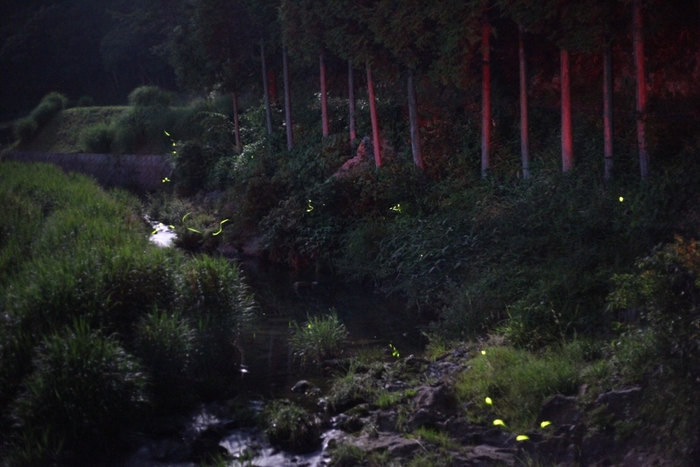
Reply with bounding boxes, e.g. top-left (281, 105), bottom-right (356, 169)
top-left (3, 152), bottom-right (172, 193)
